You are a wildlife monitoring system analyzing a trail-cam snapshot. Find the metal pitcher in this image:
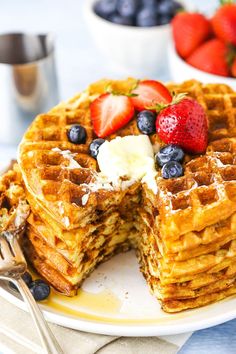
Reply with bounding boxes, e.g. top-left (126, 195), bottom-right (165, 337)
top-left (0, 33), bottom-right (59, 145)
